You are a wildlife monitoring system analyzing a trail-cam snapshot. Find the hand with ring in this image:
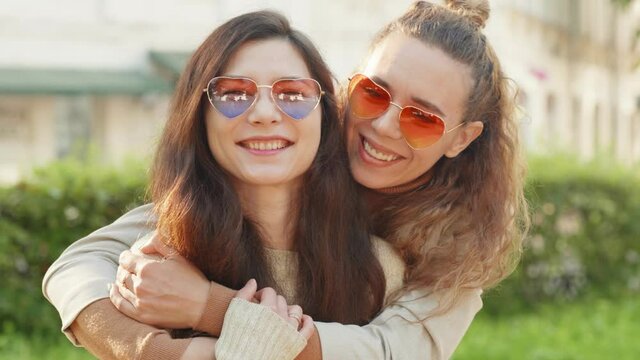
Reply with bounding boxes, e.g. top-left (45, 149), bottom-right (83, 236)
top-left (109, 232), bottom-right (211, 329)
top-left (234, 279), bottom-right (314, 339)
